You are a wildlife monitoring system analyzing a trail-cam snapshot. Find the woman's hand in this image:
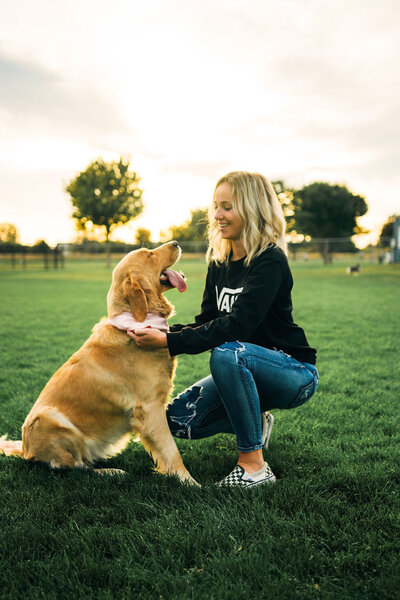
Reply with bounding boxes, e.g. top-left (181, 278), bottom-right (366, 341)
top-left (127, 327), bottom-right (168, 350)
